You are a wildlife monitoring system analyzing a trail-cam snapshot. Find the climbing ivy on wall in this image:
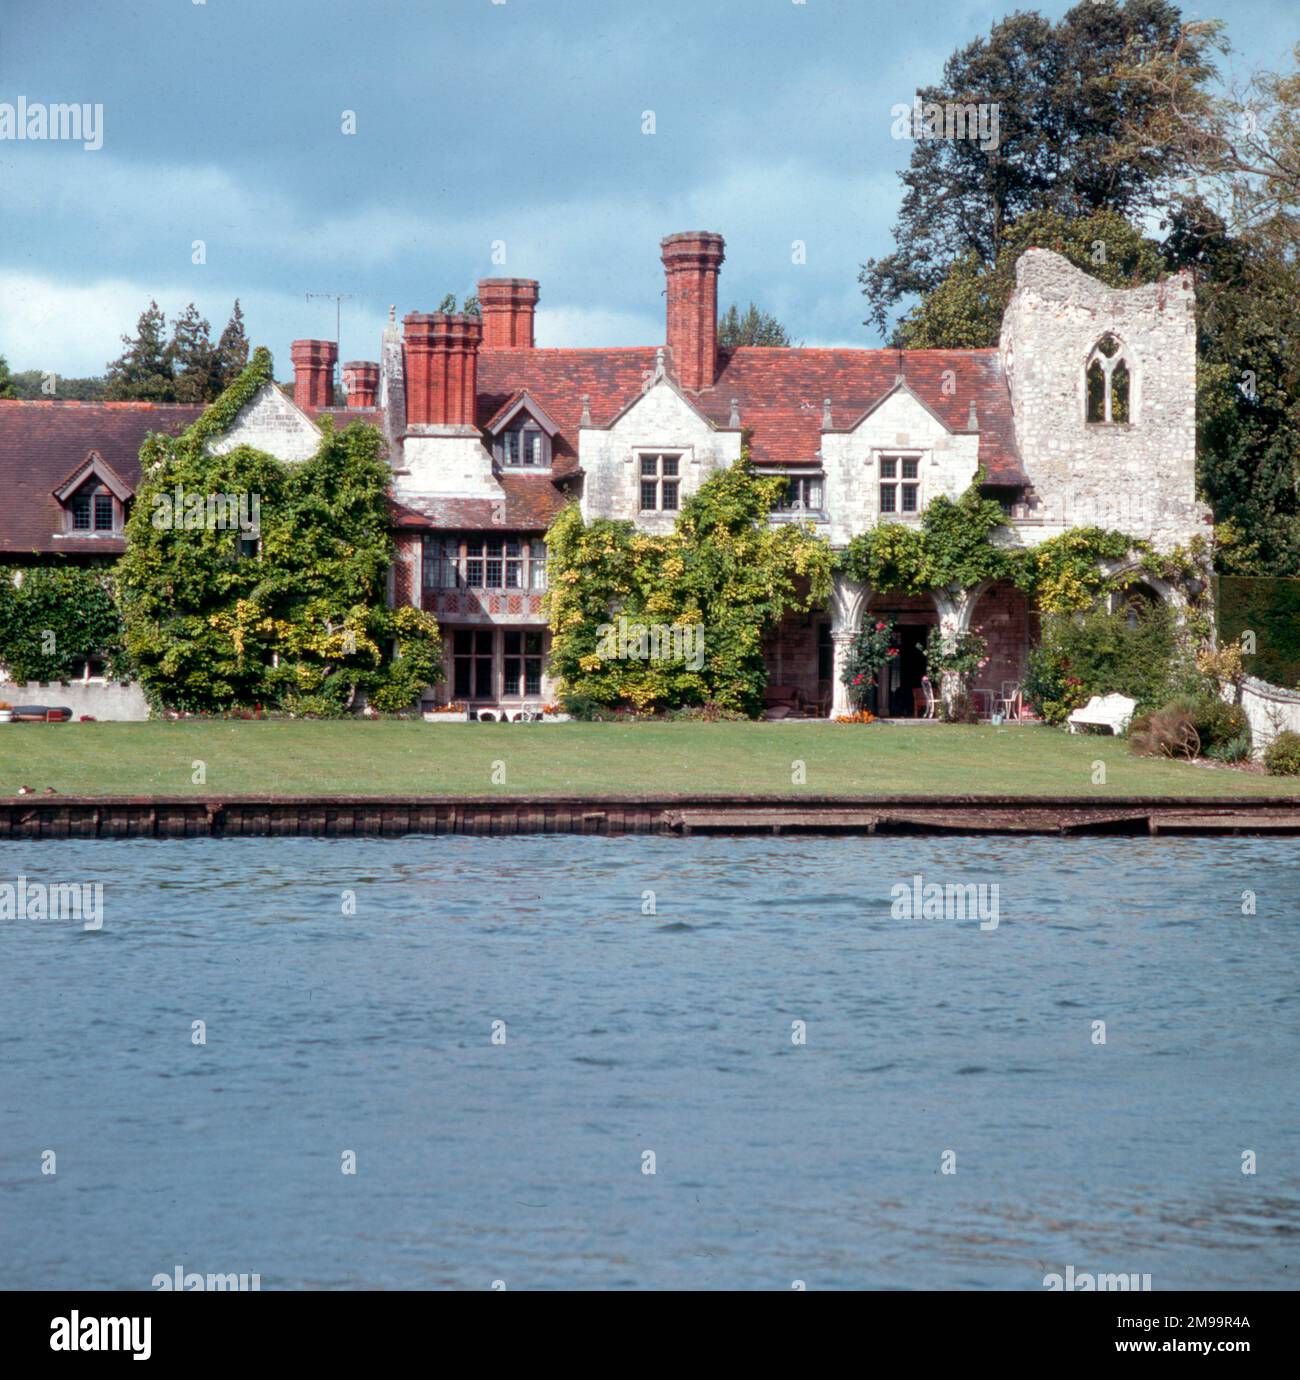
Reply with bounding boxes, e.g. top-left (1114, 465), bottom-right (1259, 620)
top-left (117, 347), bottom-right (442, 714)
top-left (0, 564), bottom-right (128, 684)
top-left (545, 455), bottom-right (834, 715)
top-left (836, 482), bottom-right (1197, 615)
